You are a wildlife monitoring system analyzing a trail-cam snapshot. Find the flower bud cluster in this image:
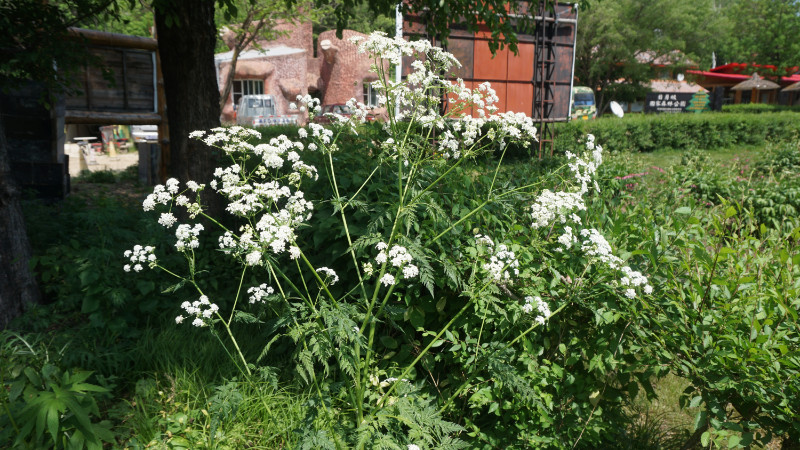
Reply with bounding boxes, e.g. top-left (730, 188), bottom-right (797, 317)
top-left (175, 224), bottom-right (204, 251)
top-left (475, 234), bottom-right (520, 282)
top-left (123, 245), bottom-right (156, 272)
top-left (176, 295), bottom-right (219, 327)
top-left (247, 283), bottom-right (275, 304)
top-left (522, 295), bottom-right (551, 325)
top-left (316, 267), bottom-right (340, 285)
top-left (374, 242), bottom-right (419, 287)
